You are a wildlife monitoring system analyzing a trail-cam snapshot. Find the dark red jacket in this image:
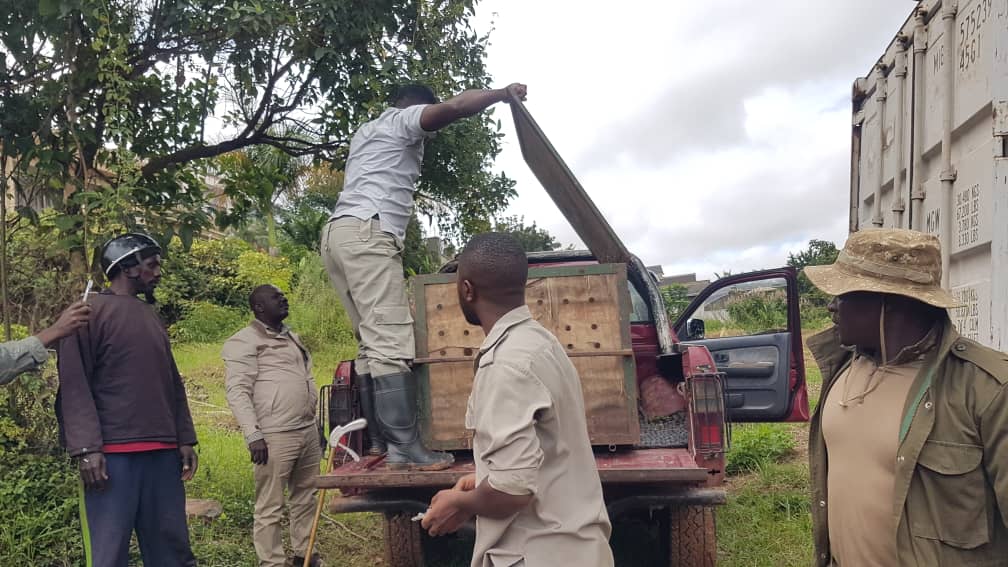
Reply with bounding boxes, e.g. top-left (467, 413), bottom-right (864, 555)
top-left (56, 292), bottom-right (197, 456)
